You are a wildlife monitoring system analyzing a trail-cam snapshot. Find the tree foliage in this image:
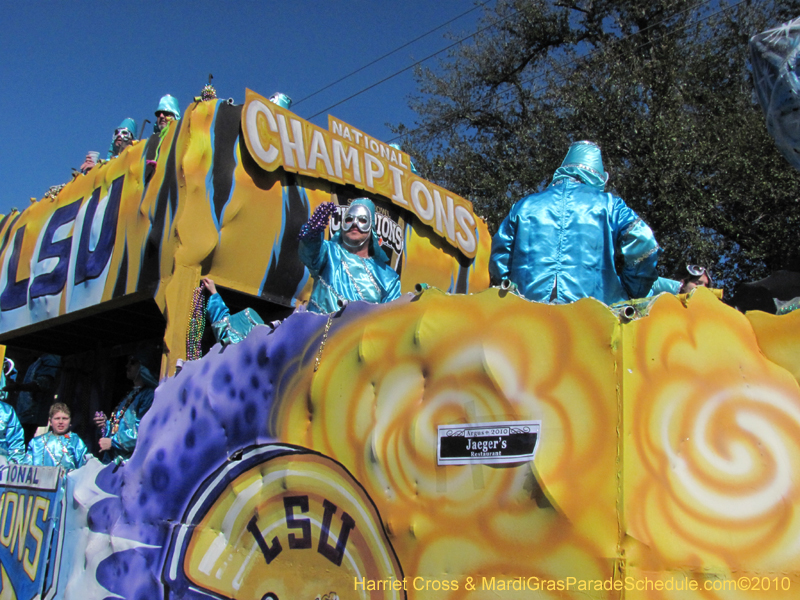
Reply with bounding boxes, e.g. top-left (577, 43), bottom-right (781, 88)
top-left (396, 0), bottom-right (800, 290)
